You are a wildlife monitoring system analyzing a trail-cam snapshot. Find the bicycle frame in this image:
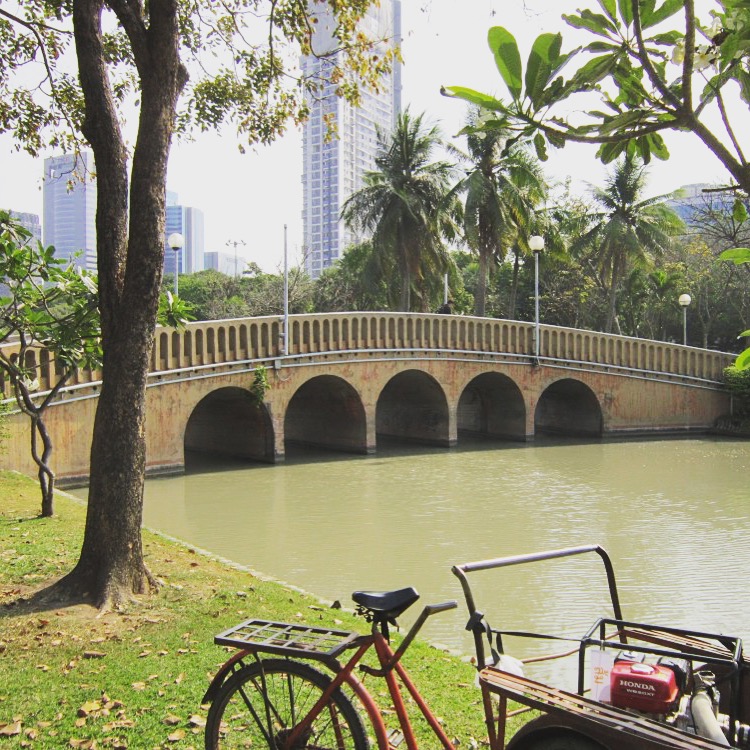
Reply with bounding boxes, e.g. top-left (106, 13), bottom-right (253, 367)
top-left (281, 628), bottom-right (456, 750)
top-left (208, 601), bottom-right (459, 750)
